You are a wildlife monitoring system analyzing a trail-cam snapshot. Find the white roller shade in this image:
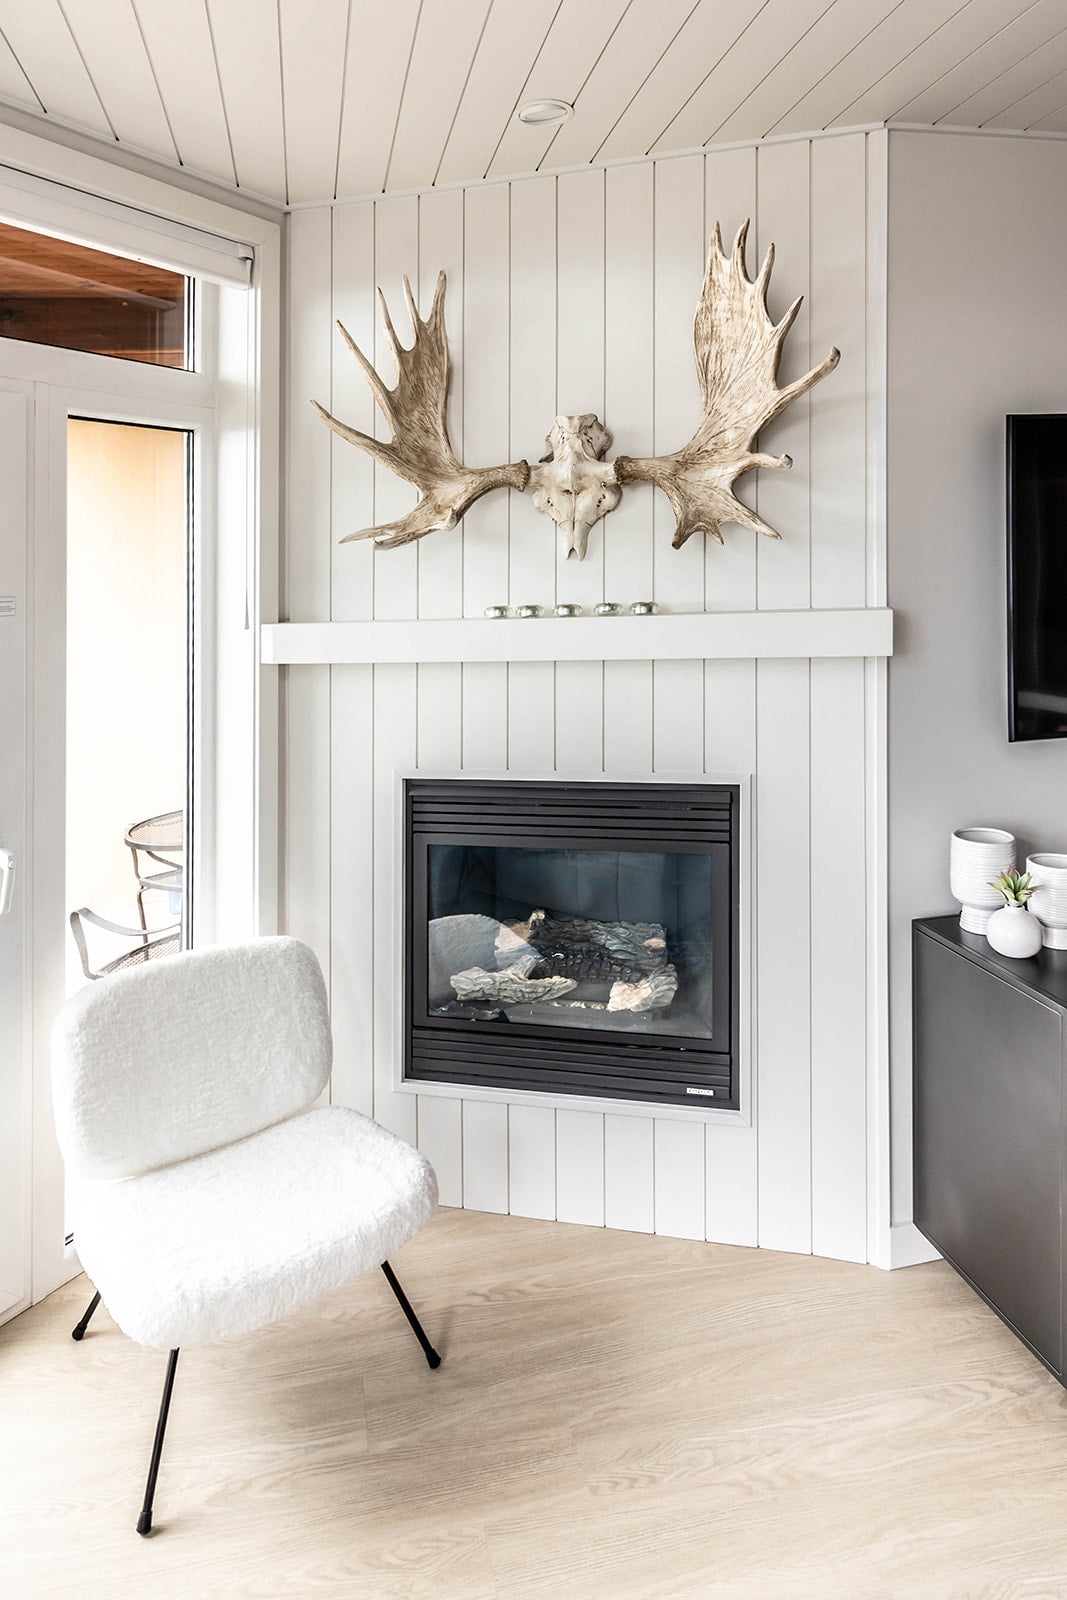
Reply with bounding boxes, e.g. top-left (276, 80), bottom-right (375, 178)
top-left (0, 164), bottom-right (253, 287)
